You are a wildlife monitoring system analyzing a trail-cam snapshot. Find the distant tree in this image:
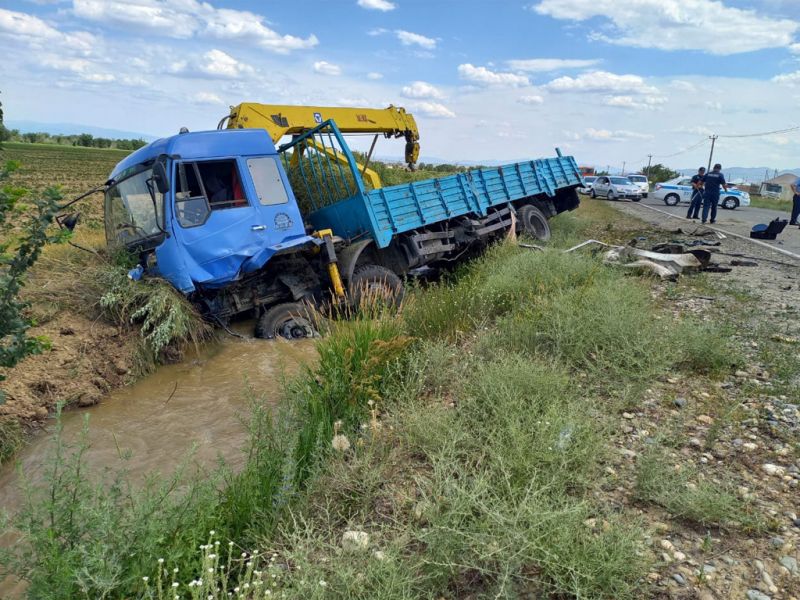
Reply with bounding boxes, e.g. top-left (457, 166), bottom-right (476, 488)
top-left (643, 163), bottom-right (679, 184)
top-left (75, 133), bottom-right (94, 147)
